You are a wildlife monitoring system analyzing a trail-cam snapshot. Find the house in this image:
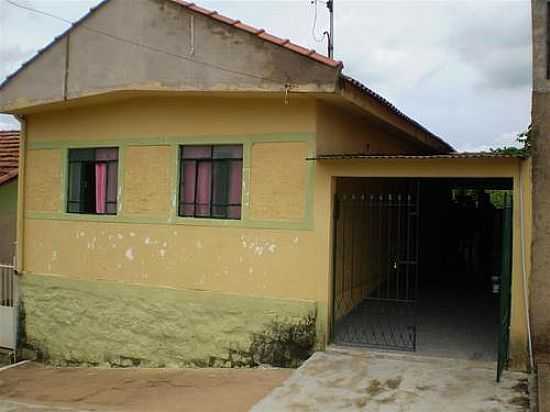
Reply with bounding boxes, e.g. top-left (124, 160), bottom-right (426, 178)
top-left (531, 0), bottom-right (550, 365)
top-left (0, 0), bottom-right (533, 374)
top-left (0, 130), bottom-right (19, 265)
